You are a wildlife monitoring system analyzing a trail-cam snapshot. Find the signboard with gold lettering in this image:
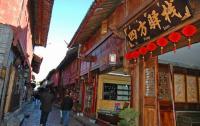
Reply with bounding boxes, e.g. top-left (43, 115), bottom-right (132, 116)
top-left (124, 0), bottom-right (192, 48)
